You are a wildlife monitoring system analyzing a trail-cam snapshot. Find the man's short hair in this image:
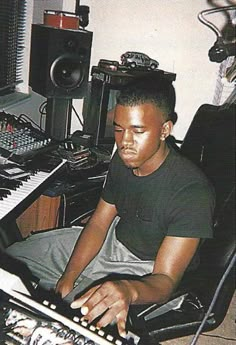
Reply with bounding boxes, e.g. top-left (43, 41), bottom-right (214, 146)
top-left (116, 74), bottom-right (177, 123)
